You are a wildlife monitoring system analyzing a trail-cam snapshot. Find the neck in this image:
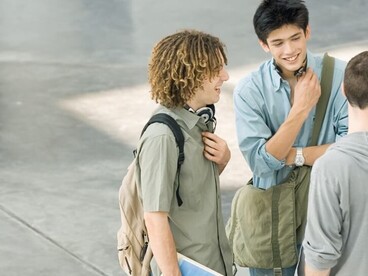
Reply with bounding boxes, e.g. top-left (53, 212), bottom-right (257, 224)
top-left (275, 56), bottom-right (307, 82)
top-left (185, 100), bottom-right (203, 112)
top-left (285, 74), bottom-right (298, 85)
top-left (348, 105), bottom-right (368, 133)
